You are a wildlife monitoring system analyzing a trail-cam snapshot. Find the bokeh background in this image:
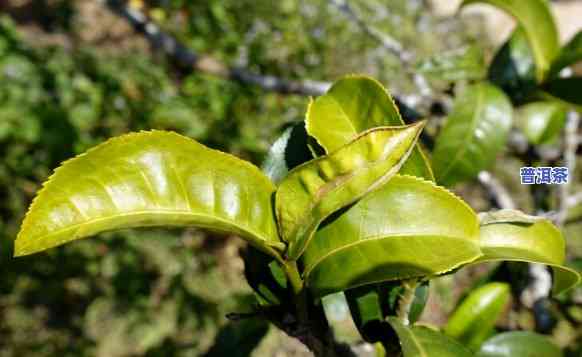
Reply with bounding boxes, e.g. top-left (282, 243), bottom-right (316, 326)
top-left (0, 1), bottom-right (580, 356)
